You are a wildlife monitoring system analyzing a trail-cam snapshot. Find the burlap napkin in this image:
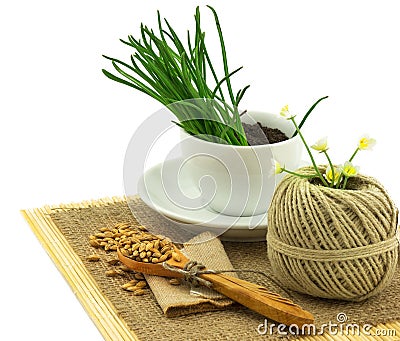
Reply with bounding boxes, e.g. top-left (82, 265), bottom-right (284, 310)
top-left (144, 231), bottom-right (236, 317)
